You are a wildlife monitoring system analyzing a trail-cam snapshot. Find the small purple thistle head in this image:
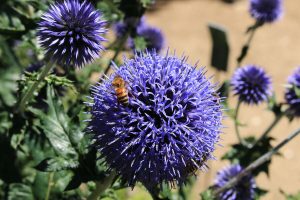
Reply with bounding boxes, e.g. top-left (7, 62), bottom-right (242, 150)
top-left (250, 0), bottom-right (283, 23)
top-left (214, 164), bottom-right (256, 200)
top-left (37, 0), bottom-right (107, 67)
top-left (285, 67), bottom-right (300, 117)
top-left (129, 25), bottom-right (165, 53)
top-left (88, 51), bottom-right (223, 188)
top-left (231, 65), bottom-right (272, 105)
